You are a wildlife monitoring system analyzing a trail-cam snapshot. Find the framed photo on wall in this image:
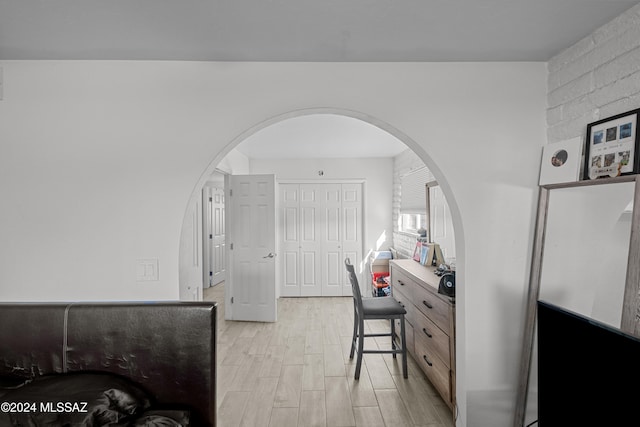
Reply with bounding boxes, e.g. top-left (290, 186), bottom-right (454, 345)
top-left (583, 108), bottom-right (640, 180)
